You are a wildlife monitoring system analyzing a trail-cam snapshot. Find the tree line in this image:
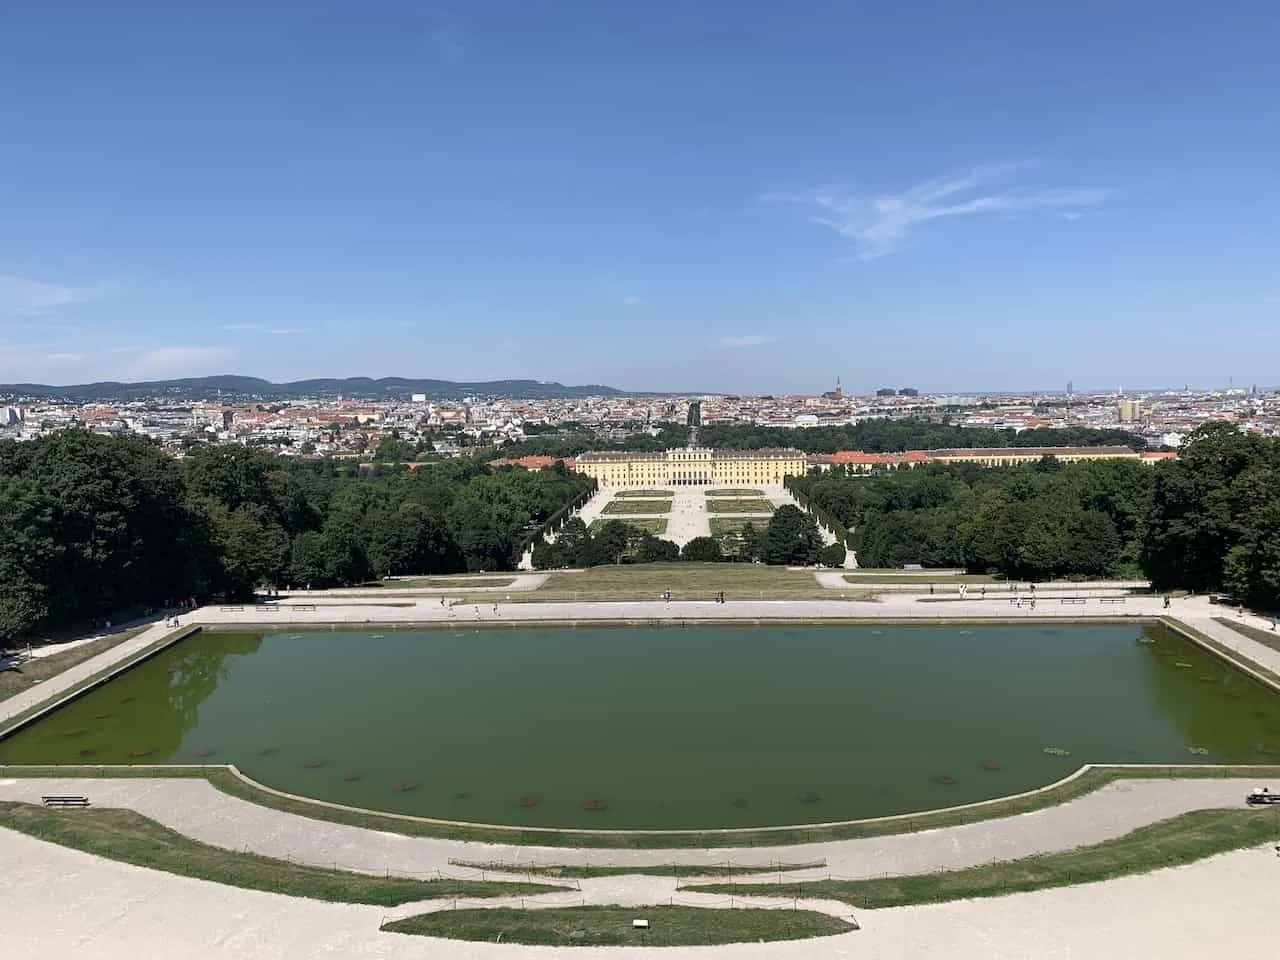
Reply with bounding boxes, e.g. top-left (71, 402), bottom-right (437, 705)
top-left (696, 422), bottom-right (1145, 454)
top-left (790, 423), bottom-right (1280, 608)
top-left (0, 431), bottom-right (592, 642)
